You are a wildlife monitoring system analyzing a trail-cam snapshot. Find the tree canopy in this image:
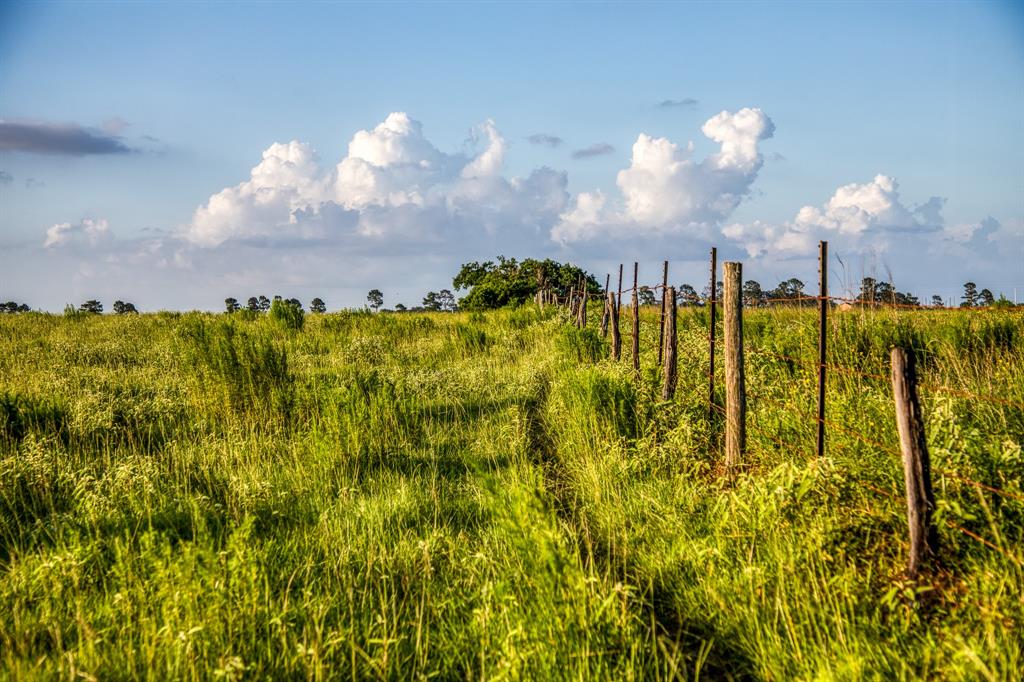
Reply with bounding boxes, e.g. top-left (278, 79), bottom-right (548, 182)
top-left (453, 256), bottom-right (601, 310)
